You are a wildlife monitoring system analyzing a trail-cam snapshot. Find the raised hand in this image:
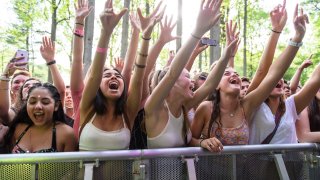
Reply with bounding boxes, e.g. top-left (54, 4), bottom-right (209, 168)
top-left (193, 0), bottom-right (223, 37)
top-left (137, 2), bottom-right (165, 38)
top-left (194, 38), bottom-right (209, 55)
top-left (112, 57), bottom-right (124, 72)
top-left (129, 12), bottom-right (140, 32)
top-left (2, 55), bottom-right (27, 78)
top-left (293, 4), bottom-right (309, 41)
top-left (100, 0), bottom-right (128, 34)
top-left (300, 54), bottom-right (313, 69)
top-left (270, 0), bottom-right (287, 32)
top-left (40, 36), bottom-right (55, 62)
top-left (75, 0), bottom-right (94, 23)
top-left (226, 20), bottom-right (240, 56)
top-left (158, 15), bottom-right (180, 44)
